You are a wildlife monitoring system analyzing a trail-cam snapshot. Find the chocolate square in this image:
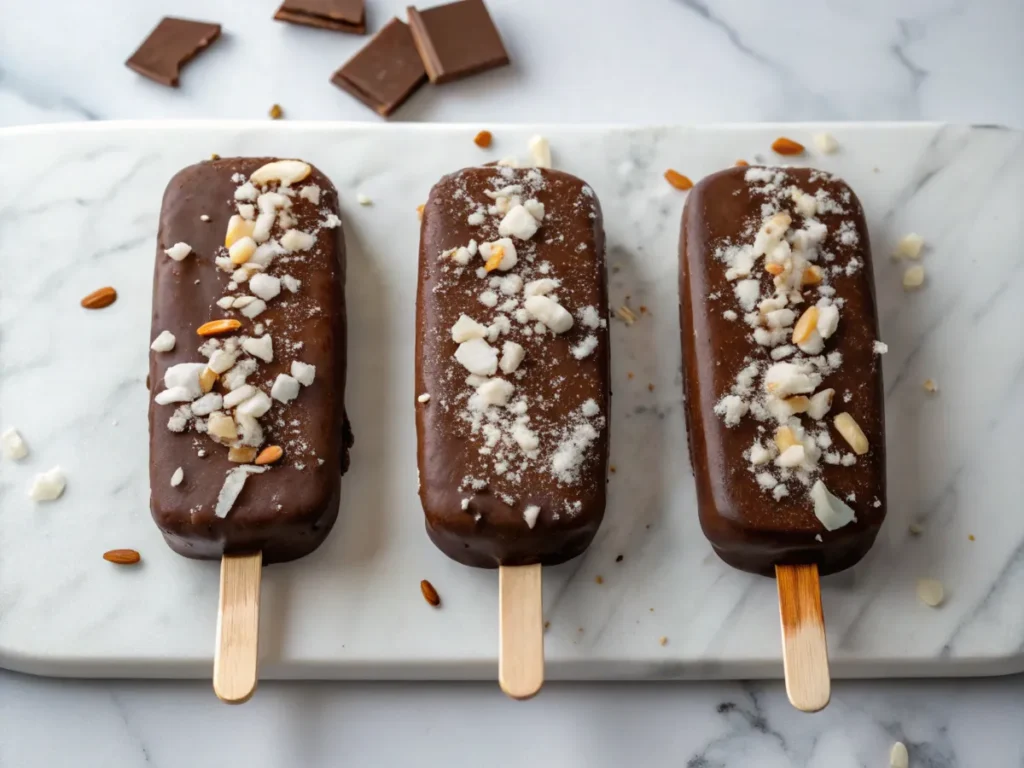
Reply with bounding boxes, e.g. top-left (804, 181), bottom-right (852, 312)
top-left (126, 17), bottom-right (221, 88)
top-left (274, 0), bottom-right (366, 34)
top-left (330, 18), bottom-right (427, 117)
top-left (407, 0), bottom-right (509, 84)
